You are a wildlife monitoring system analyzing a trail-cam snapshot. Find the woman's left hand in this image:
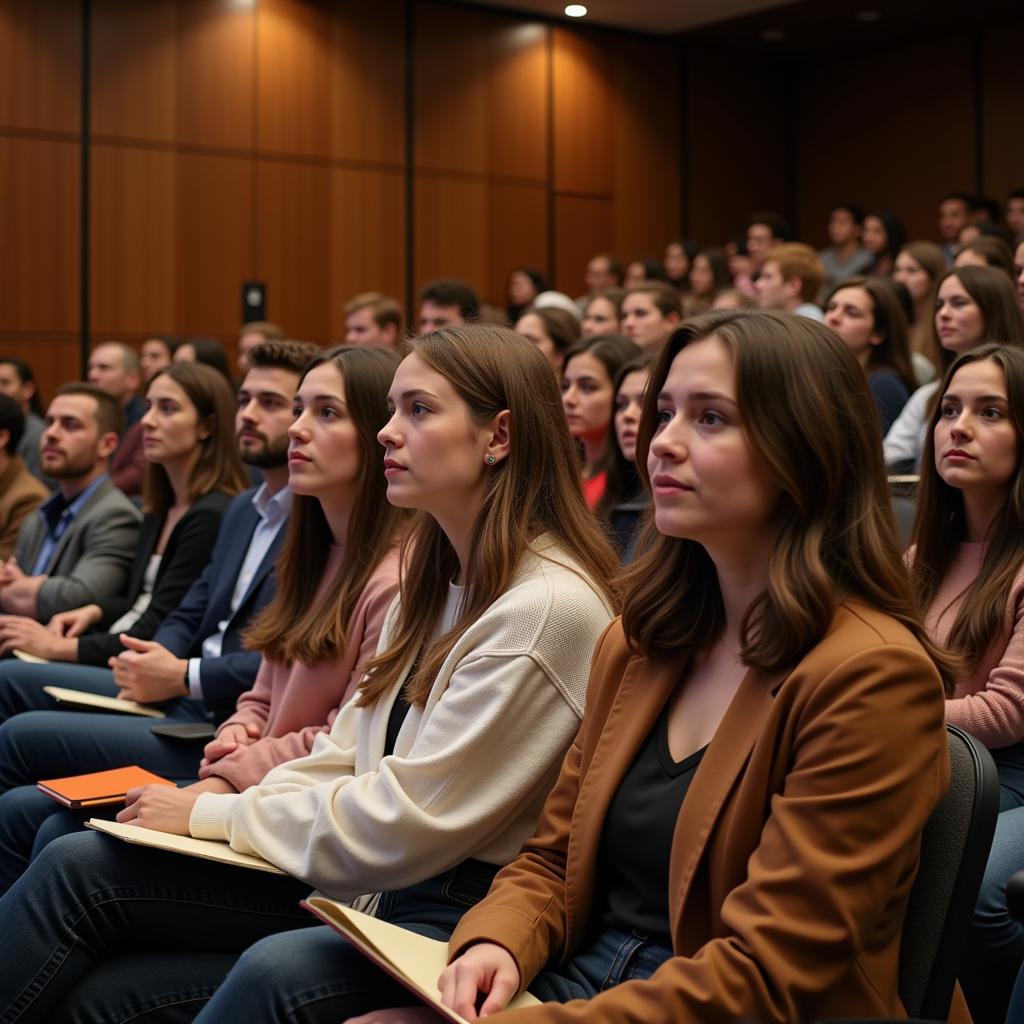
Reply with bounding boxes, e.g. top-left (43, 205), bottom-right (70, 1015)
top-left (0, 615), bottom-right (75, 659)
top-left (116, 784), bottom-right (200, 835)
top-left (345, 1009), bottom-right (445, 1024)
